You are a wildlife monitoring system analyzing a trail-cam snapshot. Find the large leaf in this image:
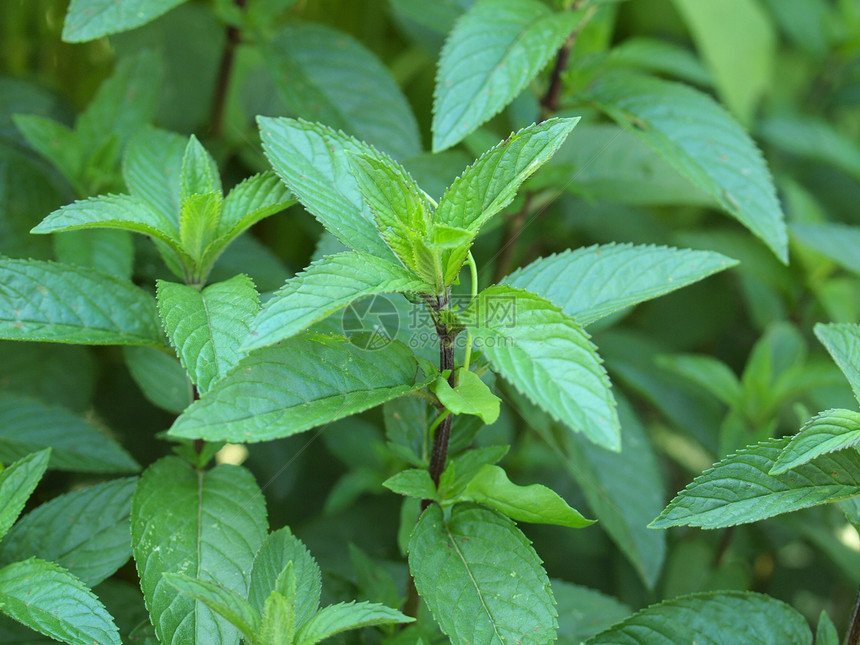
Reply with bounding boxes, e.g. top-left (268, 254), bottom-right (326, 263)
top-left (62, 0), bottom-right (189, 42)
top-left (432, 0), bottom-right (585, 151)
top-left (815, 323), bottom-right (860, 404)
top-left (244, 252), bottom-right (430, 351)
top-left (0, 449), bottom-right (51, 542)
top-left (671, 0), bottom-right (775, 125)
top-left (257, 117), bottom-right (395, 260)
top-left (265, 23), bottom-right (420, 159)
top-left (0, 558), bottom-right (120, 645)
top-left (466, 286), bottom-right (619, 450)
top-left (771, 409), bottom-right (860, 475)
top-left (0, 478), bottom-right (136, 586)
top-left (586, 590), bottom-right (811, 645)
top-left (408, 503), bottom-right (557, 645)
top-left (249, 527), bottom-right (321, 630)
top-left (589, 73), bottom-right (787, 262)
top-left (169, 335), bottom-right (433, 443)
top-left (0, 393), bottom-right (139, 473)
top-left (436, 118), bottom-right (578, 235)
top-left (791, 223), bottom-right (860, 277)
top-left (131, 457), bottom-right (267, 645)
top-left (651, 437), bottom-right (860, 529)
top-left (502, 243), bottom-right (737, 326)
top-left (157, 275), bottom-right (260, 393)
top-left (295, 602), bottom-right (412, 645)
top-left (0, 259), bottom-right (164, 346)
